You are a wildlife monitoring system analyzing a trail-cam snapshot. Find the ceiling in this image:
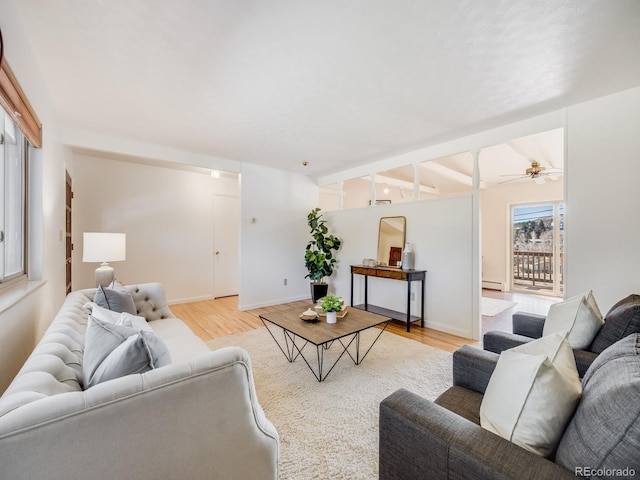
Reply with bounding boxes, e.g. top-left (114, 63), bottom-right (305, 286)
top-left (8, 1), bottom-right (640, 177)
